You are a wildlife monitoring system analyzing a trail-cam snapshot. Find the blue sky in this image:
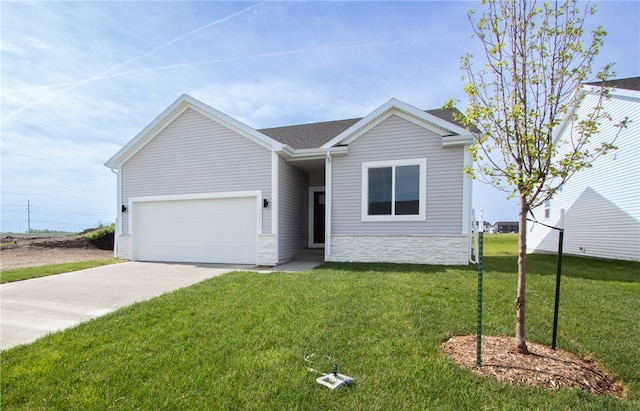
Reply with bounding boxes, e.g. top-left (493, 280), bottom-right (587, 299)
top-left (2, 1), bottom-right (639, 233)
